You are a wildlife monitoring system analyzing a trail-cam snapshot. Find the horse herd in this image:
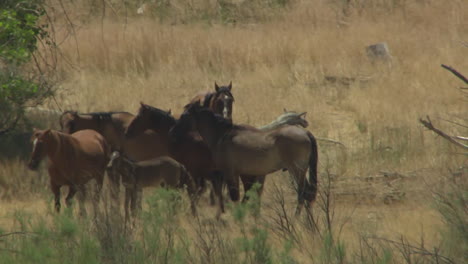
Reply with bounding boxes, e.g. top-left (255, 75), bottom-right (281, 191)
top-left (27, 82), bottom-right (319, 221)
